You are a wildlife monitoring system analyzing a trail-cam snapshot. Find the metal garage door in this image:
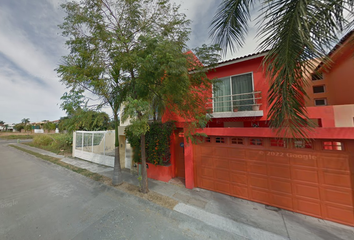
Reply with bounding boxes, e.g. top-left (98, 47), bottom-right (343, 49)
top-left (194, 137), bottom-right (354, 226)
